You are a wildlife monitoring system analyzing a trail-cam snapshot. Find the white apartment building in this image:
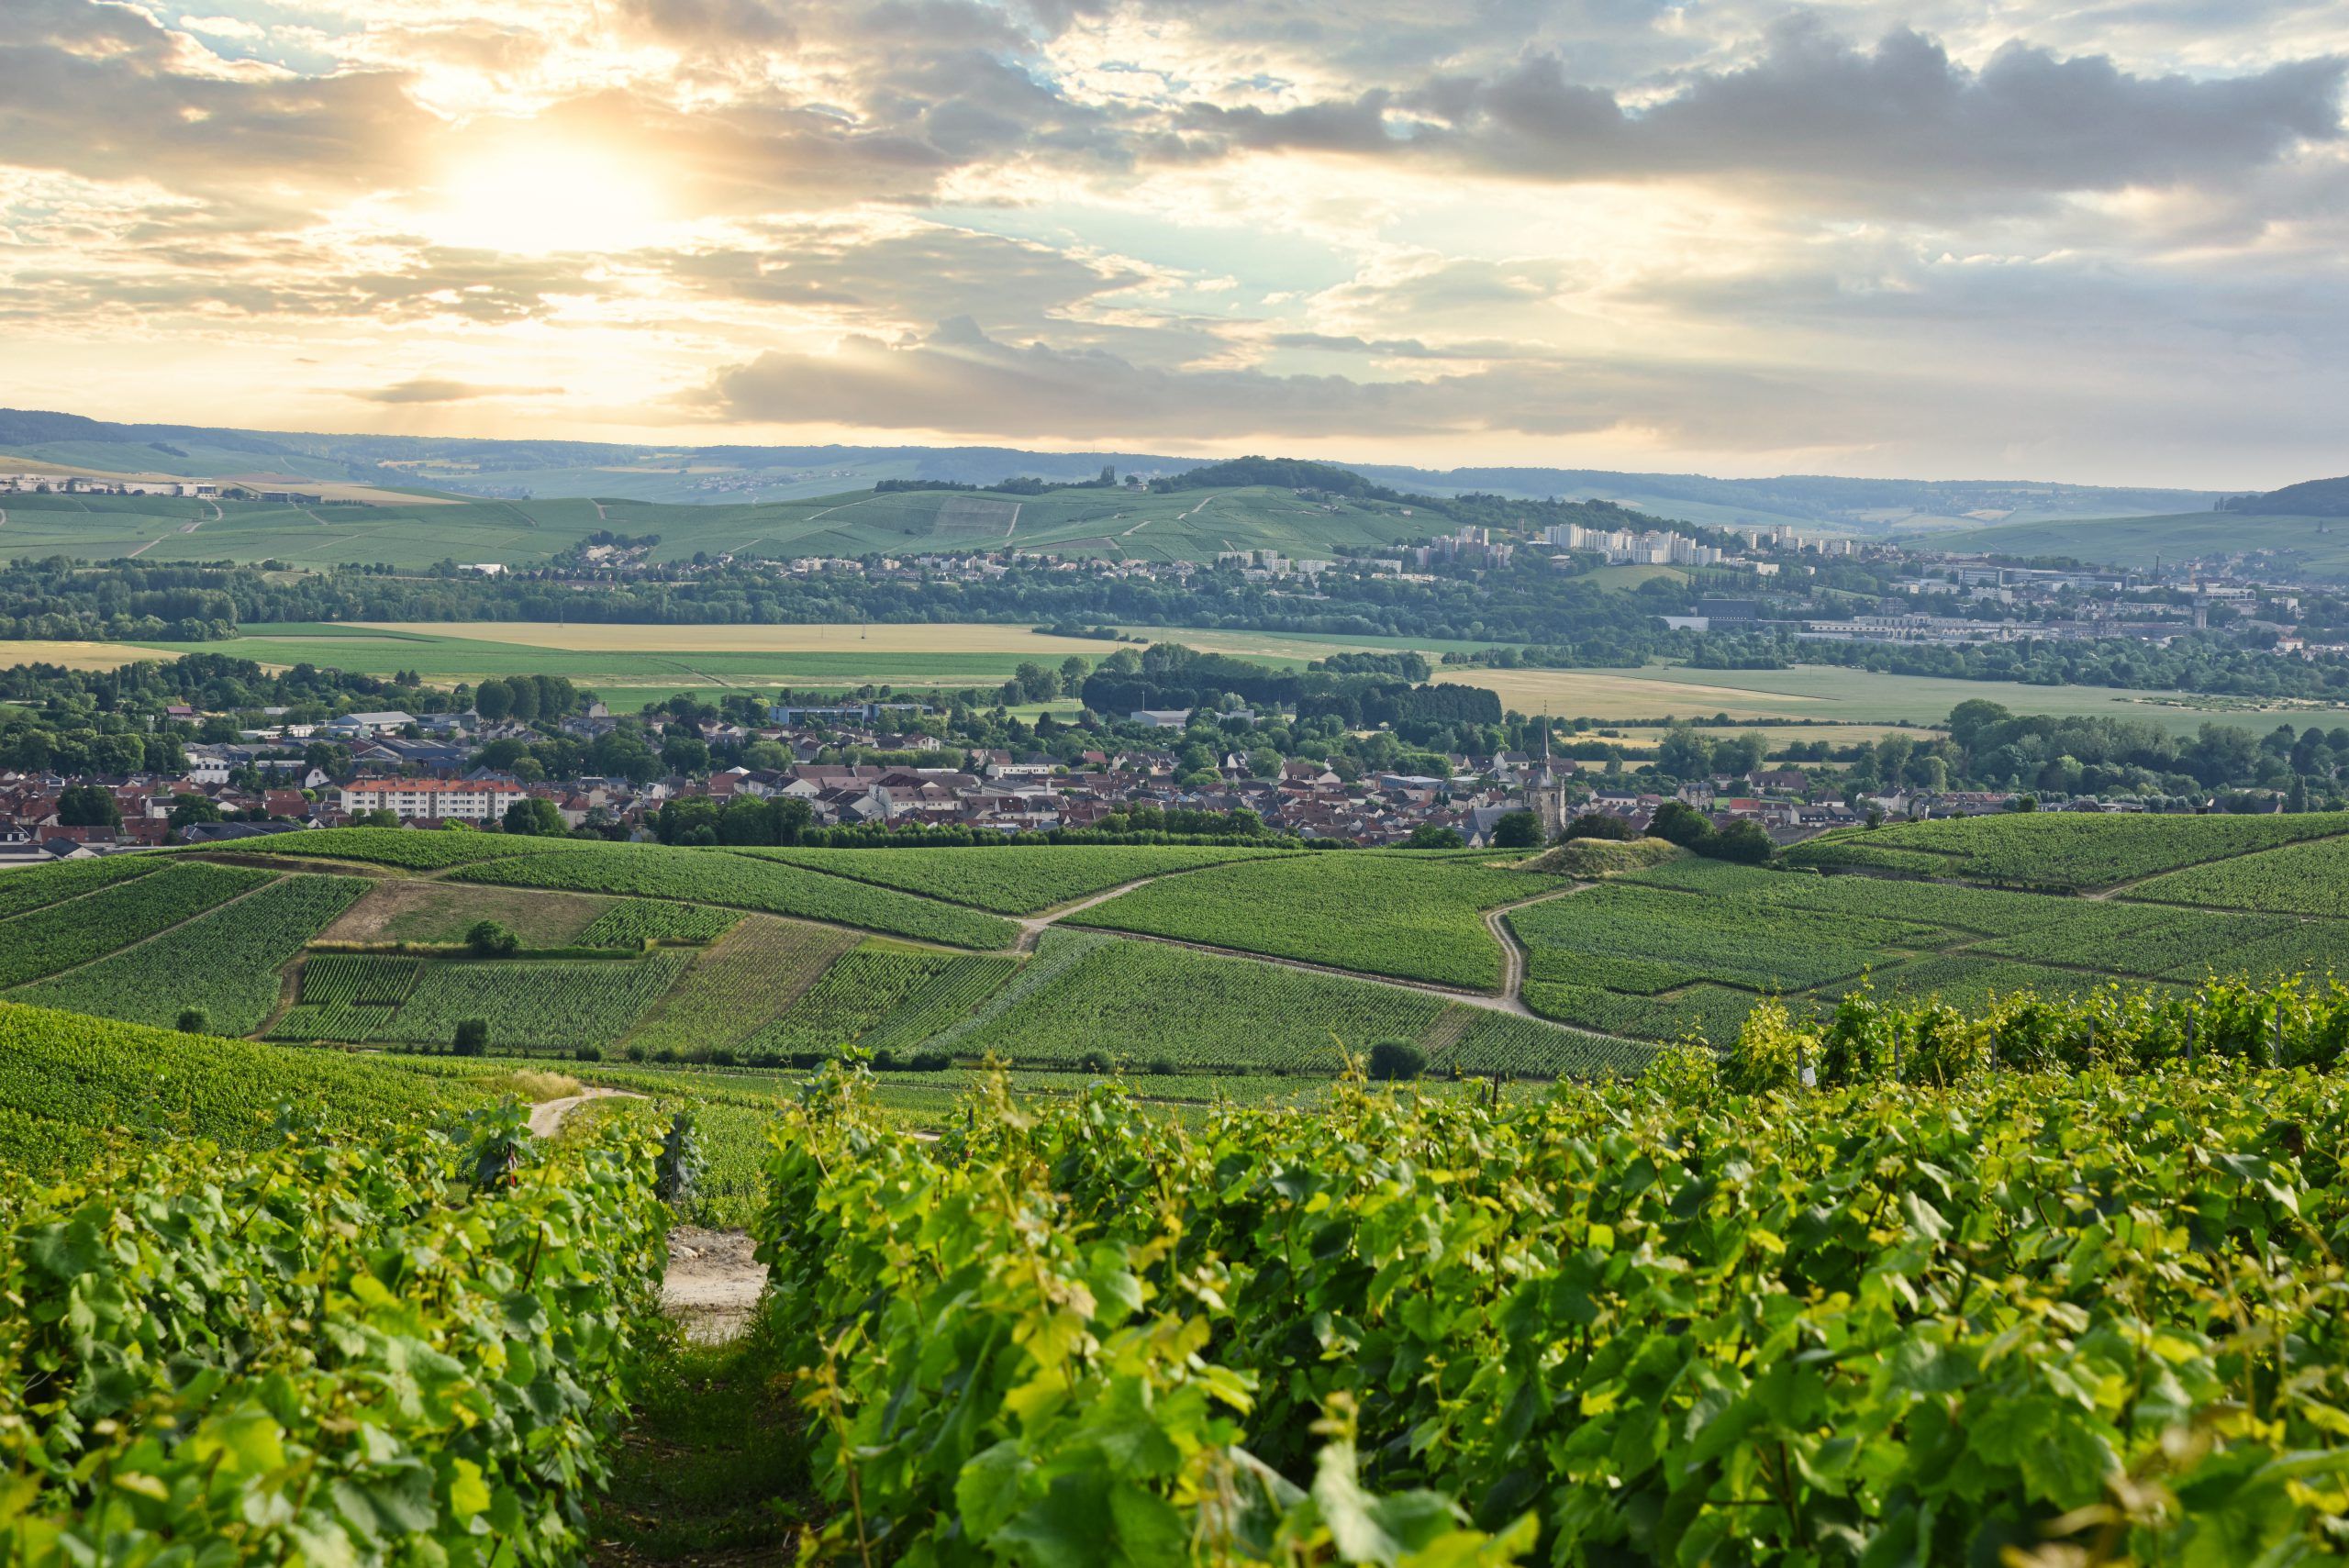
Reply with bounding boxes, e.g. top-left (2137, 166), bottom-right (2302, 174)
top-left (339, 778), bottom-right (527, 821)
